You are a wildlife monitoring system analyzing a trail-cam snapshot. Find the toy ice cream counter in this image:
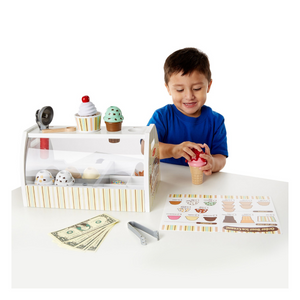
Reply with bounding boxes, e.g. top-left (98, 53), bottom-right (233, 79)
top-left (20, 124), bottom-right (160, 212)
